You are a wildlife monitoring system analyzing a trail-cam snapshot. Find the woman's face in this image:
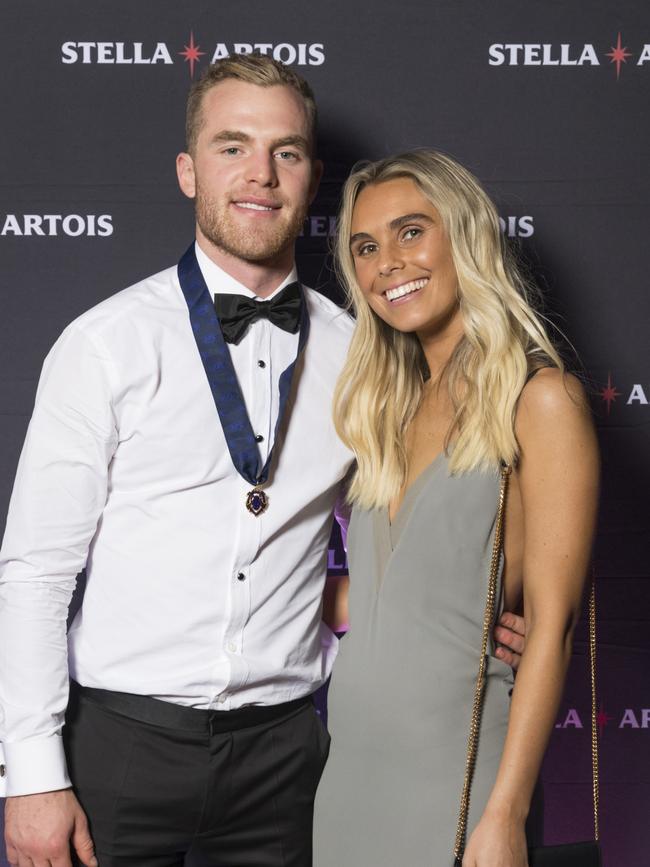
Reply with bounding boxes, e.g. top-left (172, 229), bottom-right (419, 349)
top-left (349, 177), bottom-right (461, 340)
